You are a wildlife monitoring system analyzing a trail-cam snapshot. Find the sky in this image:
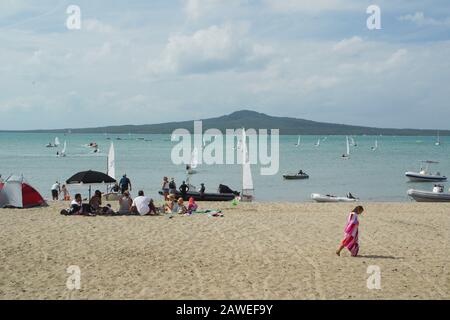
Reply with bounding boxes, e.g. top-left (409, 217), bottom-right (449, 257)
top-left (1, 0), bottom-right (450, 130)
